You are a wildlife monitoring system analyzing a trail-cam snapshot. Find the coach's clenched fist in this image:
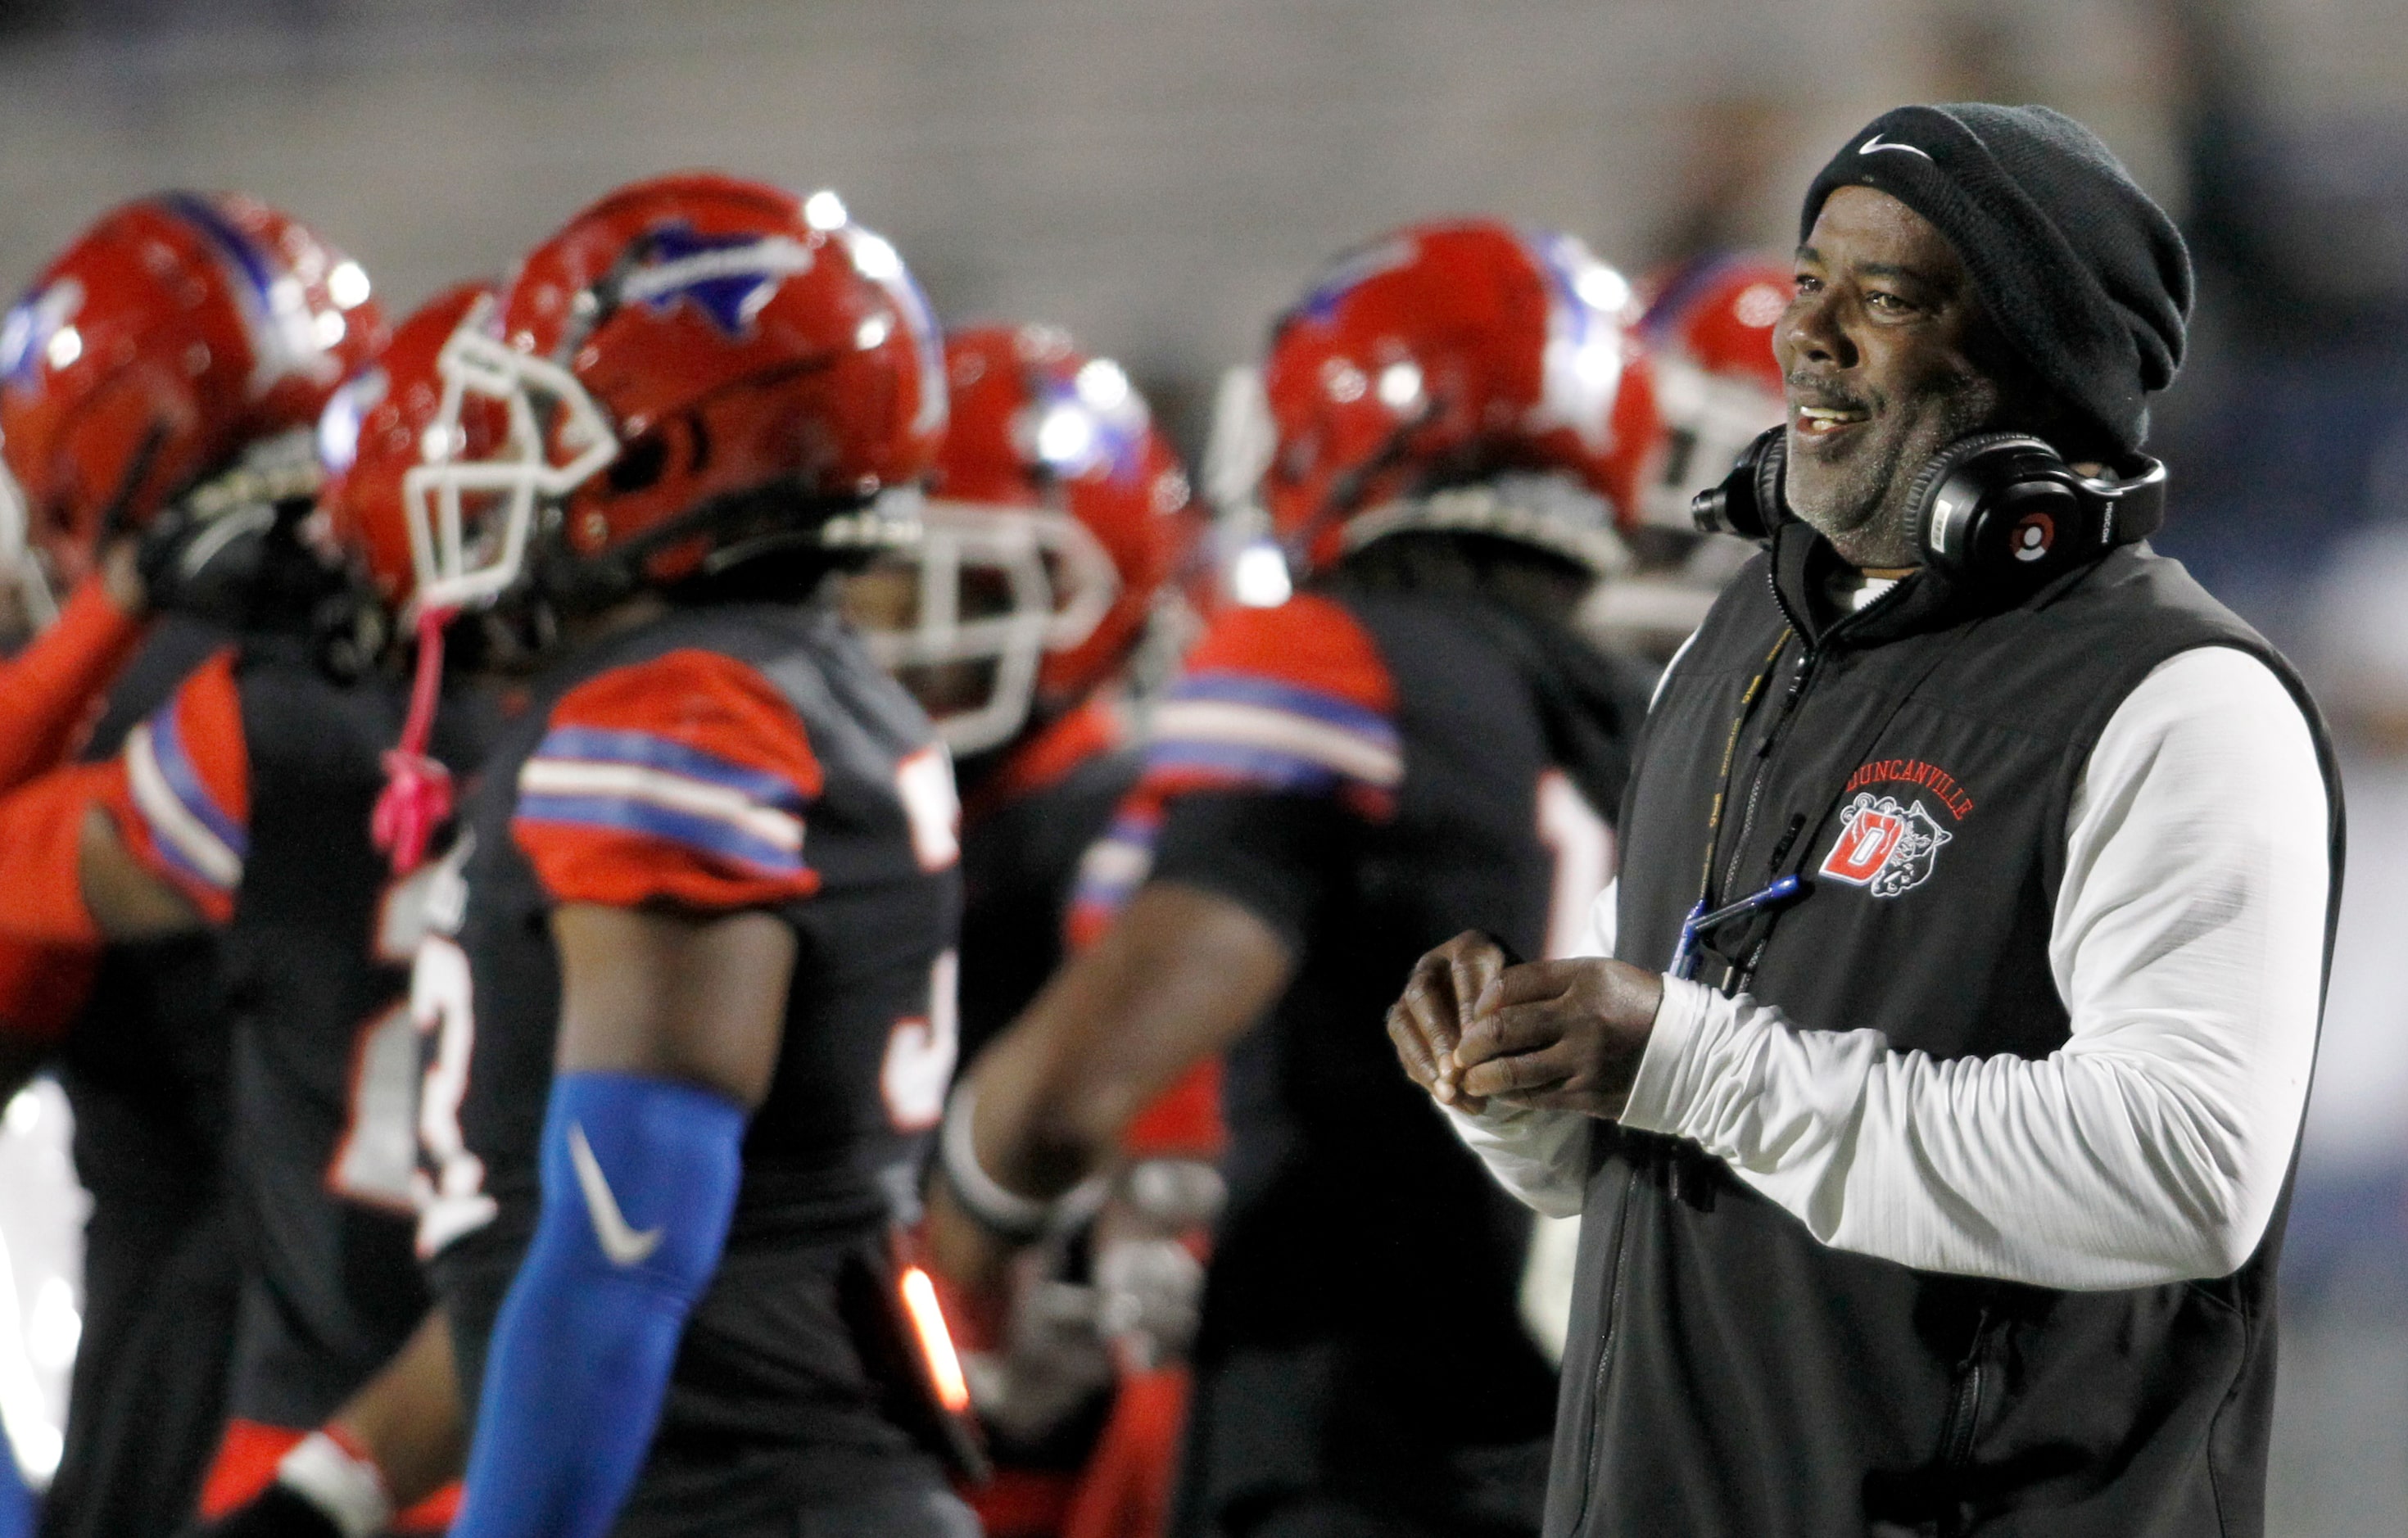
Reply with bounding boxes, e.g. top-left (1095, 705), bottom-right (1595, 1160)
top-left (1387, 932), bottom-right (1663, 1118)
